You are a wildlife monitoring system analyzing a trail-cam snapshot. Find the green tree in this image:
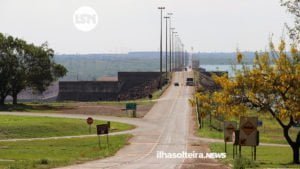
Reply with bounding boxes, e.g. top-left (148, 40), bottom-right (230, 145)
top-left (195, 41), bottom-right (300, 163)
top-left (0, 33), bottom-right (12, 105)
top-left (0, 33), bottom-right (67, 105)
top-left (10, 38), bottom-right (28, 104)
top-left (25, 43), bottom-right (67, 94)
